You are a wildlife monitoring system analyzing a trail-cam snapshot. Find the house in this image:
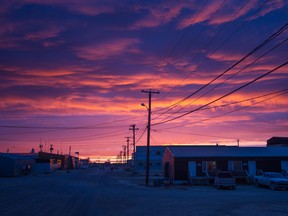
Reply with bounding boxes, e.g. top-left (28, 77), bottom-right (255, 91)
top-left (0, 153), bottom-right (35, 177)
top-left (162, 146), bottom-right (288, 184)
top-left (134, 145), bottom-right (220, 175)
